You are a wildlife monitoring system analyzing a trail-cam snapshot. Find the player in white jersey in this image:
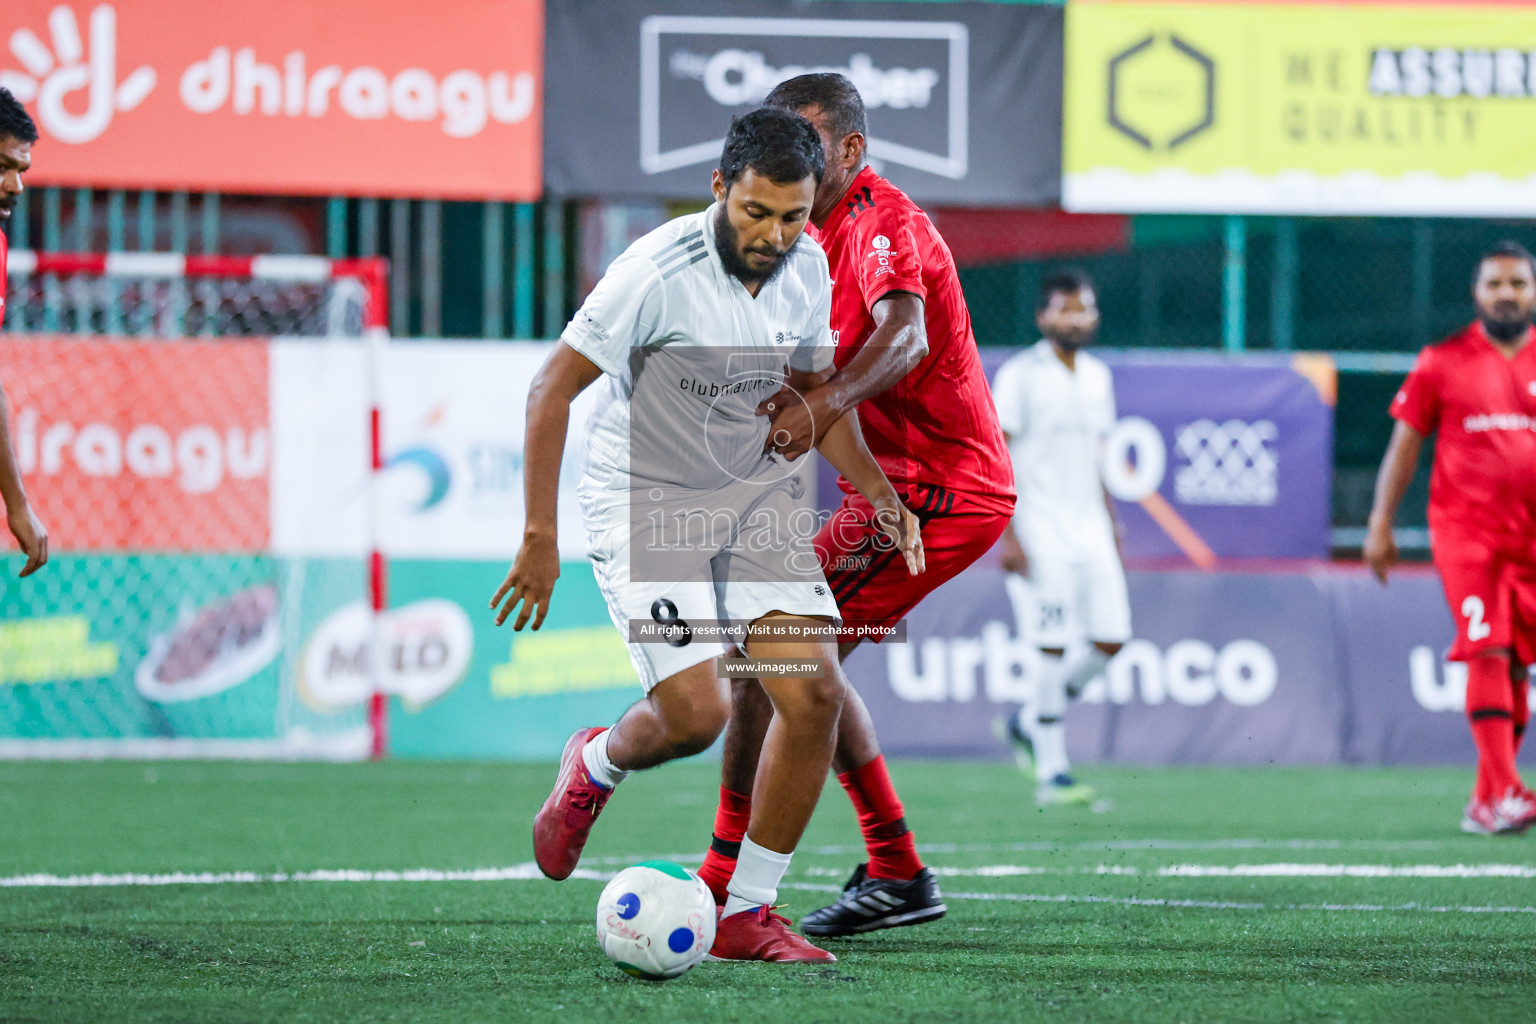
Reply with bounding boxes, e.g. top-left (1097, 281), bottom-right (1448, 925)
top-left (491, 109), bottom-right (923, 963)
top-left (990, 270), bottom-right (1131, 807)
